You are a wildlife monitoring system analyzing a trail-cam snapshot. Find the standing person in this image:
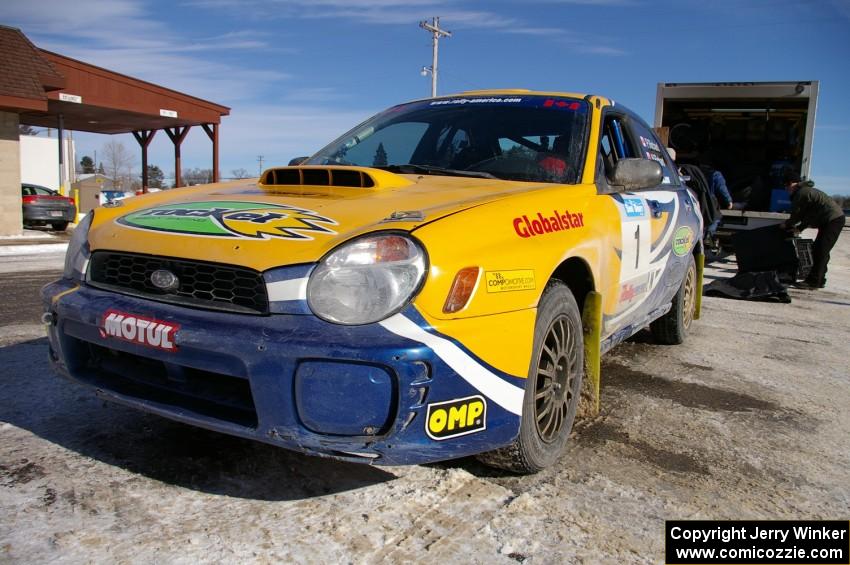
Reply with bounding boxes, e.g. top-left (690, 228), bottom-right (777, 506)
top-left (697, 161), bottom-right (734, 210)
top-left (782, 168), bottom-right (846, 289)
